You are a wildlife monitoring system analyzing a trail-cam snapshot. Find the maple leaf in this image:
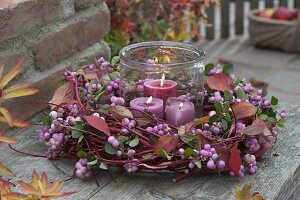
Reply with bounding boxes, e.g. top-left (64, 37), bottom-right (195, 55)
top-left (235, 183), bottom-right (266, 200)
top-left (17, 171), bottom-right (76, 200)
